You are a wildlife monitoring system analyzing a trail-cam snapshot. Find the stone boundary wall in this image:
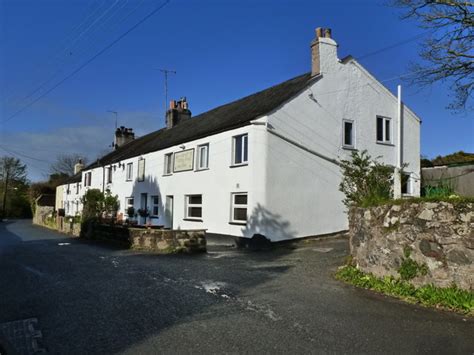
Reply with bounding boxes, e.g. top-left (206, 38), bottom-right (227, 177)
top-left (82, 223), bottom-right (206, 254)
top-left (349, 201), bottom-right (473, 290)
top-left (33, 212), bottom-right (81, 237)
